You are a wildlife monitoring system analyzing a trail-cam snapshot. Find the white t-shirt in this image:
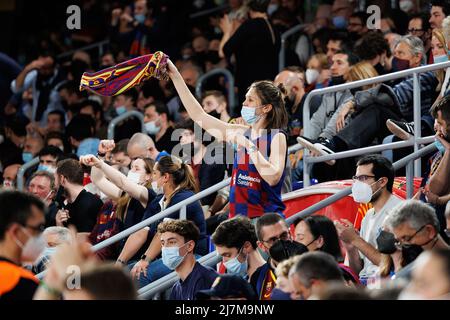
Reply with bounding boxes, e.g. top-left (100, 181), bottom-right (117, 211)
top-left (358, 195), bottom-right (403, 278)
